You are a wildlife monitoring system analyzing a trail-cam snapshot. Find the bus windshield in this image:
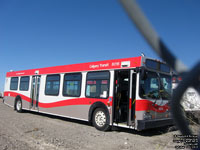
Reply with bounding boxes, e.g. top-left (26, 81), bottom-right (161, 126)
top-left (139, 71), bottom-right (172, 100)
top-left (160, 74), bottom-right (172, 100)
